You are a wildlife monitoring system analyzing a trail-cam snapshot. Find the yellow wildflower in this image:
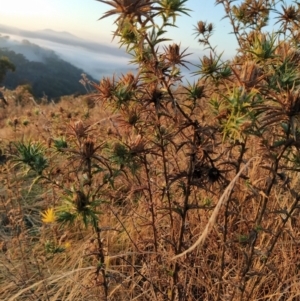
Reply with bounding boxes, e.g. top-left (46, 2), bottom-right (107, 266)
top-left (41, 208), bottom-right (56, 223)
top-left (64, 242), bottom-right (71, 249)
